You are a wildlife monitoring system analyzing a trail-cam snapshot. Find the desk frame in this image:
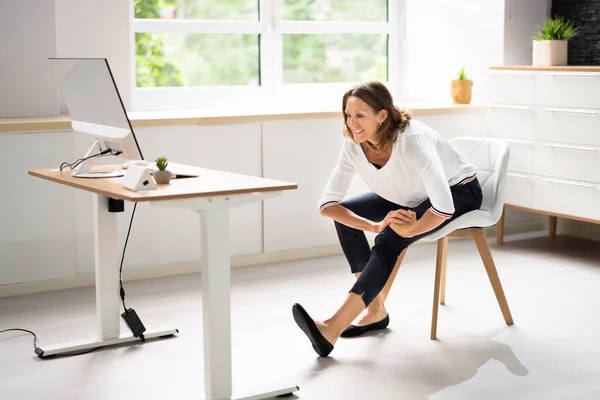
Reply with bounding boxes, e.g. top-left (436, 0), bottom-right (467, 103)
top-left (37, 193), bottom-right (179, 357)
top-left (154, 192), bottom-right (299, 400)
top-left (29, 168), bottom-right (299, 400)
